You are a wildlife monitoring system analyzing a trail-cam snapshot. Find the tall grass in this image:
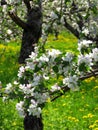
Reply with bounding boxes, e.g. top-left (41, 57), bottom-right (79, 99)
top-left (0, 31), bottom-right (98, 130)
top-left (0, 42), bottom-right (23, 130)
